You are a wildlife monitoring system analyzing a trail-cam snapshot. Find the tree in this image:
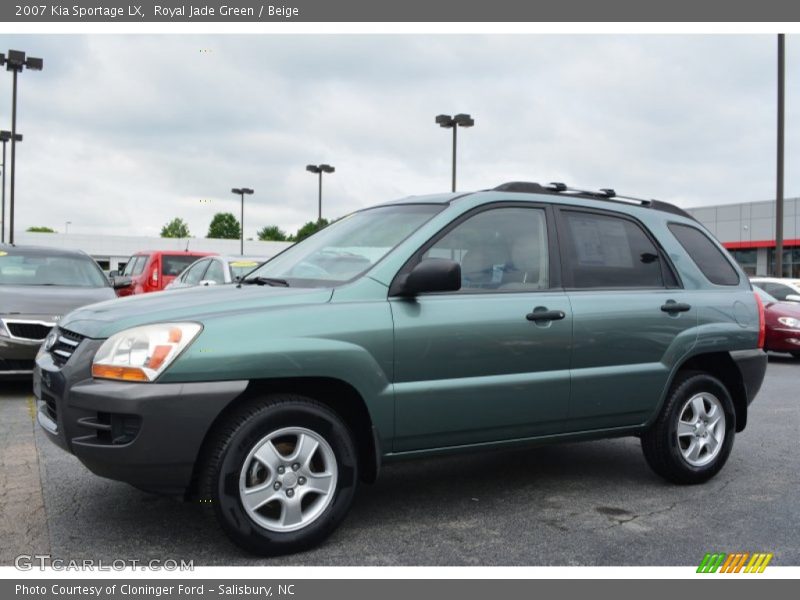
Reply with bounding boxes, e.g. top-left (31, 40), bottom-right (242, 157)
top-left (207, 212), bottom-right (241, 239)
top-left (294, 219), bottom-right (329, 242)
top-left (26, 226), bottom-right (56, 233)
top-left (256, 225), bottom-right (289, 242)
top-left (160, 217), bottom-right (190, 238)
